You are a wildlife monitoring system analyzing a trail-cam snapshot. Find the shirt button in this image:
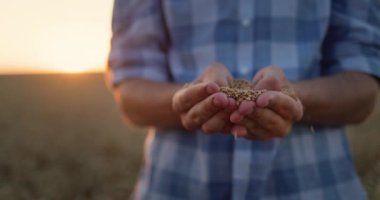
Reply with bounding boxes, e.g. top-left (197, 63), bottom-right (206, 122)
top-left (240, 66), bottom-right (251, 75)
top-left (241, 18), bottom-right (251, 27)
